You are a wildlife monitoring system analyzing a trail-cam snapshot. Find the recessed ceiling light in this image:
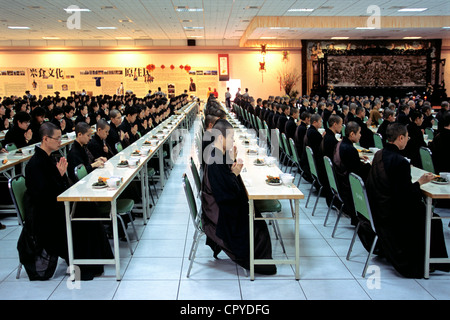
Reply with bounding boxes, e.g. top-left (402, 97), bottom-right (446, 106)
top-left (355, 27), bottom-right (376, 30)
top-left (116, 37), bottom-right (132, 40)
top-left (63, 8), bottom-right (91, 12)
top-left (270, 27), bottom-right (290, 30)
top-left (260, 37), bottom-right (277, 39)
top-left (42, 37), bottom-right (60, 40)
top-left (288, 8), bottom-right (314, 12)
top-left (119, 19), bottom-right (133, 23)
top-left (331, 37), bottom-right (349, 39)
top-left (398, 8), bottom-right (427, 12)
top-left (403, 36), bottom-right (422, 39)
top-left (443, 27), bottom-right (450, 29)
top-left (96, 27), bottom-right (117, 30)
top-left (183, 26), bottom-right (204, 30)
top-left (187, 35), bottom-right (203, 38)
top-left (175, 6), bottom-right (203, 12)
top-left (8, 26), bottom-right (30, 29)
